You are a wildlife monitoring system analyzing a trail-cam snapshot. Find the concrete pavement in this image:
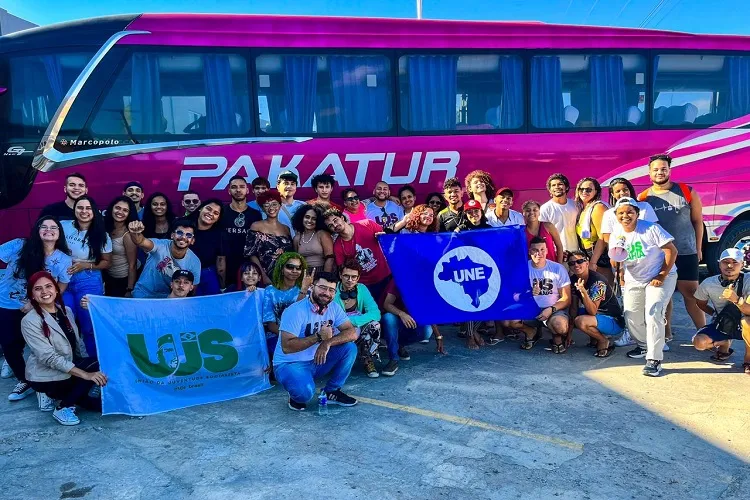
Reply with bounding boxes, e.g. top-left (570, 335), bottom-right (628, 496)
top-left (1, 294), bottom-right (749, 499)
